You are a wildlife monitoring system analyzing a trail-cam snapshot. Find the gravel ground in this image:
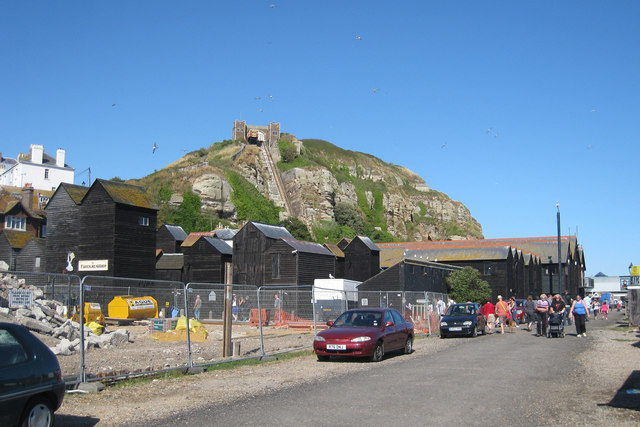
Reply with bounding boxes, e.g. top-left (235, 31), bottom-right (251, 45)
top-left (56, 315), bottom-right (640, 426)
